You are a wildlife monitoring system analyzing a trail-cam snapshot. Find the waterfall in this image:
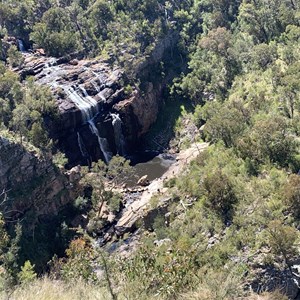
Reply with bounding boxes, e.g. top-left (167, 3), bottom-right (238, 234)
top-left (77, 132), bottom-right (88, 158)
top-left (79, 86), bottom-right (99, 114)
top-left (65, 86), bottom-right (99, 122)
top-left (66, 84), bottom-right (113, 163)
top-left (38, 61), bottom-right (114, 164)
top-left (69, 86), bottom-right (113, 163)
top-left (88, 119), bottom-right (112, 164)
top-left (111, 113), bottom-right (126, 155)
top-left (17, 39), bottom-right (26, 52)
